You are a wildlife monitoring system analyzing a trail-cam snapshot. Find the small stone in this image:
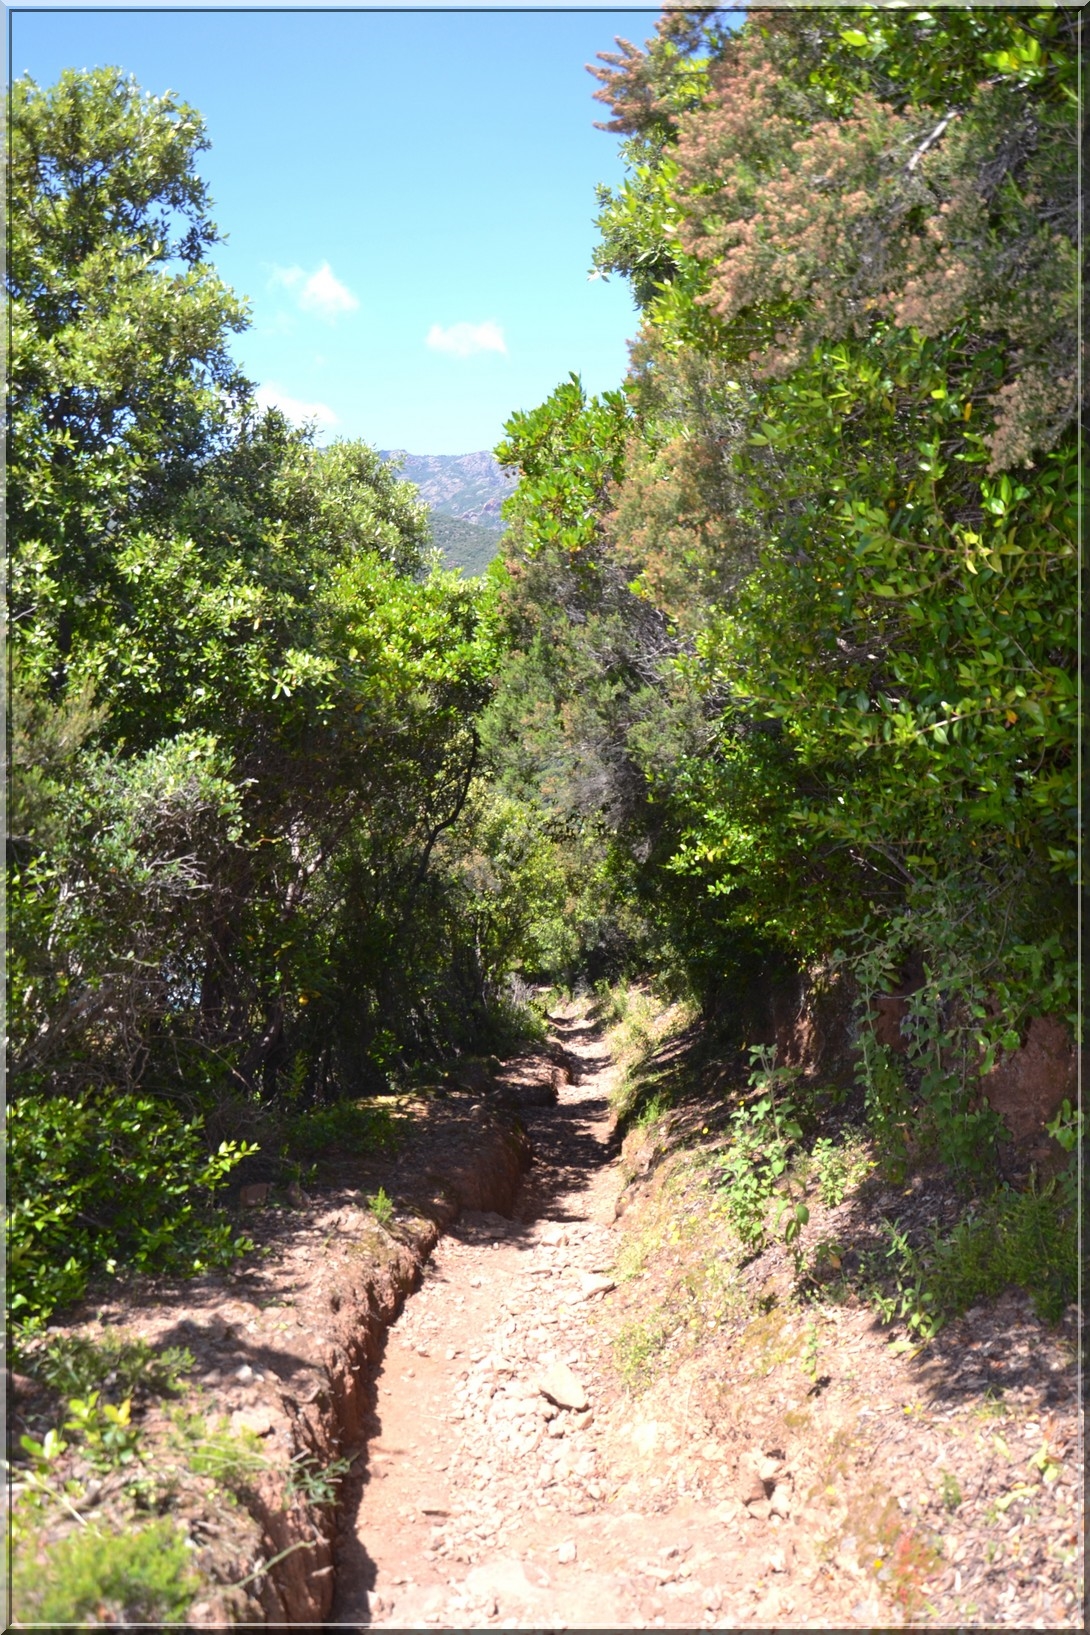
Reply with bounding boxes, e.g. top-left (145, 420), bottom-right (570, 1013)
top-left (537, 1362), bottom-right (588, 1412)
top-left (850, 1598), bottom-right (883, 1623)
top-left (230, 1407), bottom-right (275, 1437)
top-left (557, 1540), bottom-right (577, 1564)
top-left (737, 1462), bottom-right (767, 1506)
top-left (234, 1364), bottom-right (254, 1383)
top-left (765, 1548), bottom-right (787, 1574)
top-left (834, 1538), bottom-right (861, 1574)
top-left (575, 1272), bottom-right (615, 1302)
top-left (702, 1587), bottom-right (723, 1612)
